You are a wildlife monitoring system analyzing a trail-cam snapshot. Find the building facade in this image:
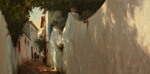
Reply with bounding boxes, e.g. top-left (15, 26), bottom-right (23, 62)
top-left (17, 21), bottom-right (39, 65)
top-left (29, 21), bottom-right (39, 59)
top-left (18, 34), bottom-right (31, 65)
